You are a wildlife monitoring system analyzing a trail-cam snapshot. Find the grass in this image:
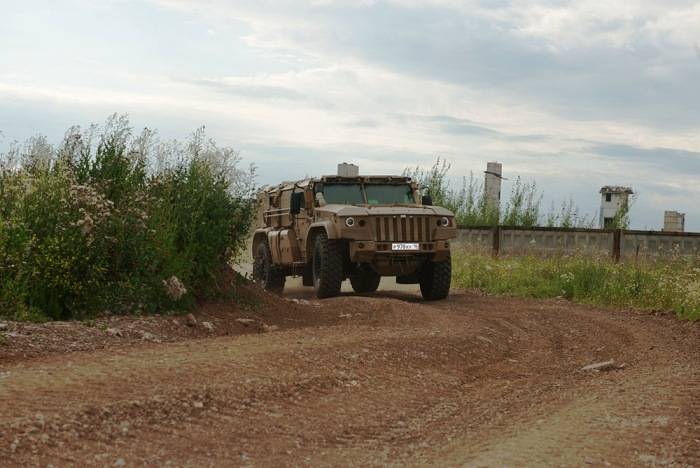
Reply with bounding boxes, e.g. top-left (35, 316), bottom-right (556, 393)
top-left (452, 248), bottom-right (700, 320)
